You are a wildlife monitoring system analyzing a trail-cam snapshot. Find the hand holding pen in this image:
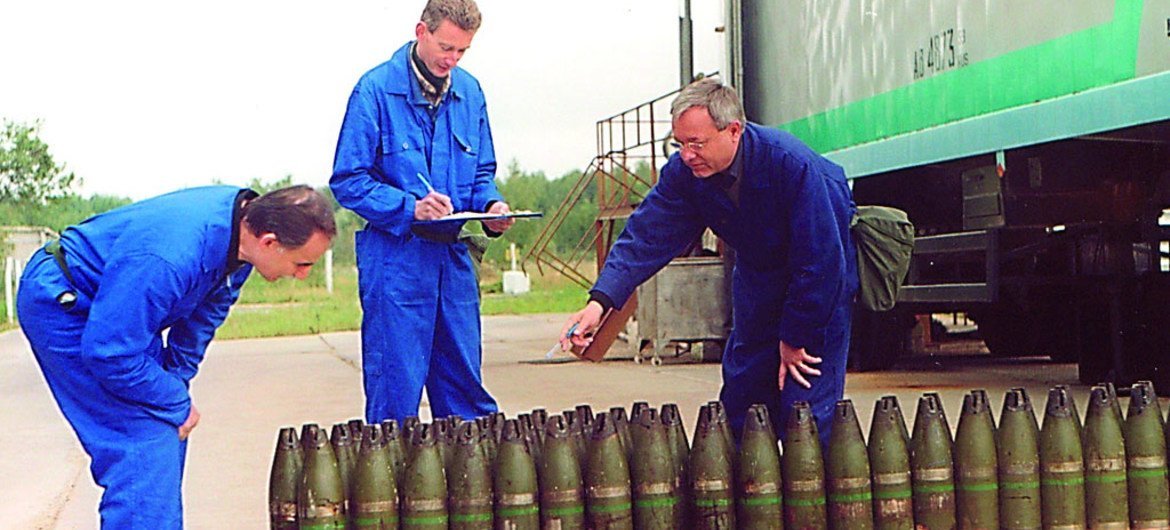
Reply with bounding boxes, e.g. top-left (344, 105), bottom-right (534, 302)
top-left (554, 300), bottom-right (605, 356)
top-left (413, 172), bottom-right (453, 220)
